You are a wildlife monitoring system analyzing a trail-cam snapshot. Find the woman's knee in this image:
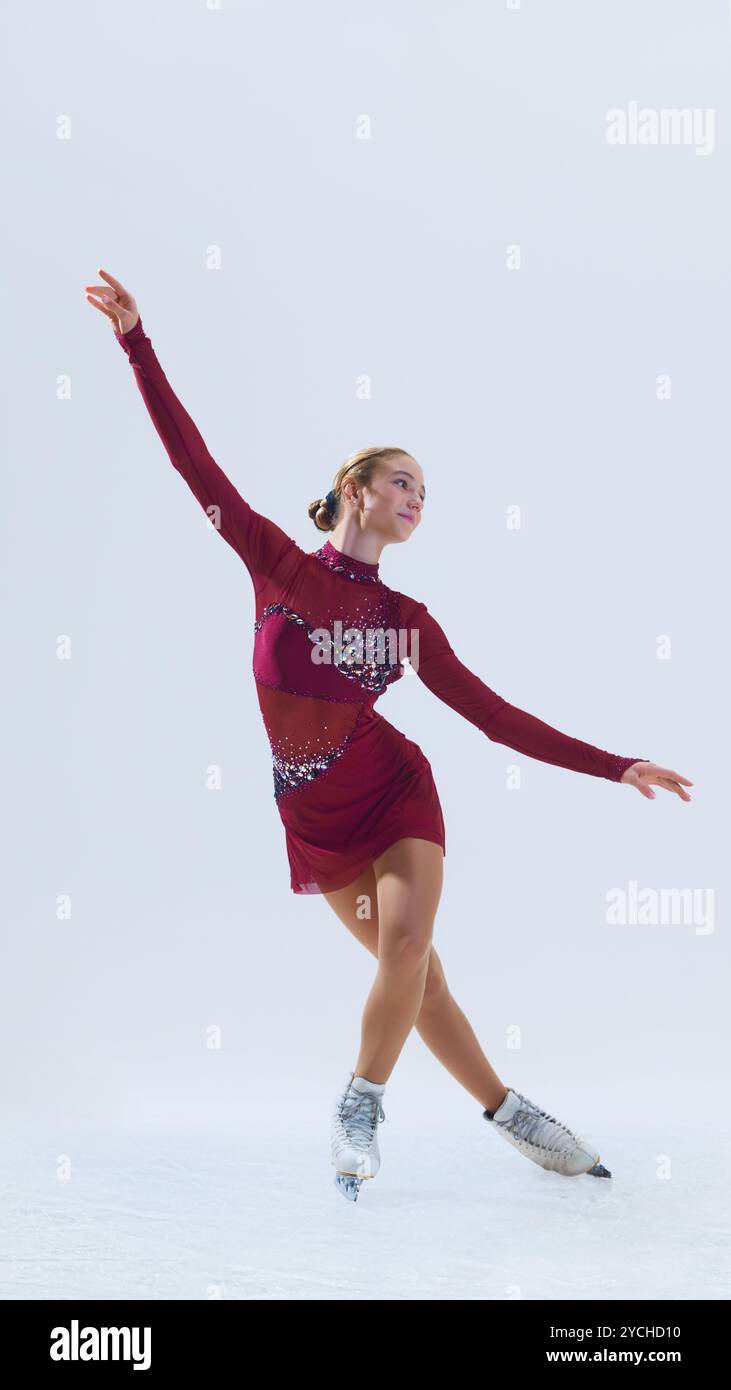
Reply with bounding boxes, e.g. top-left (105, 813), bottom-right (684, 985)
top-left (378, 918), bottom-right (433, 975)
